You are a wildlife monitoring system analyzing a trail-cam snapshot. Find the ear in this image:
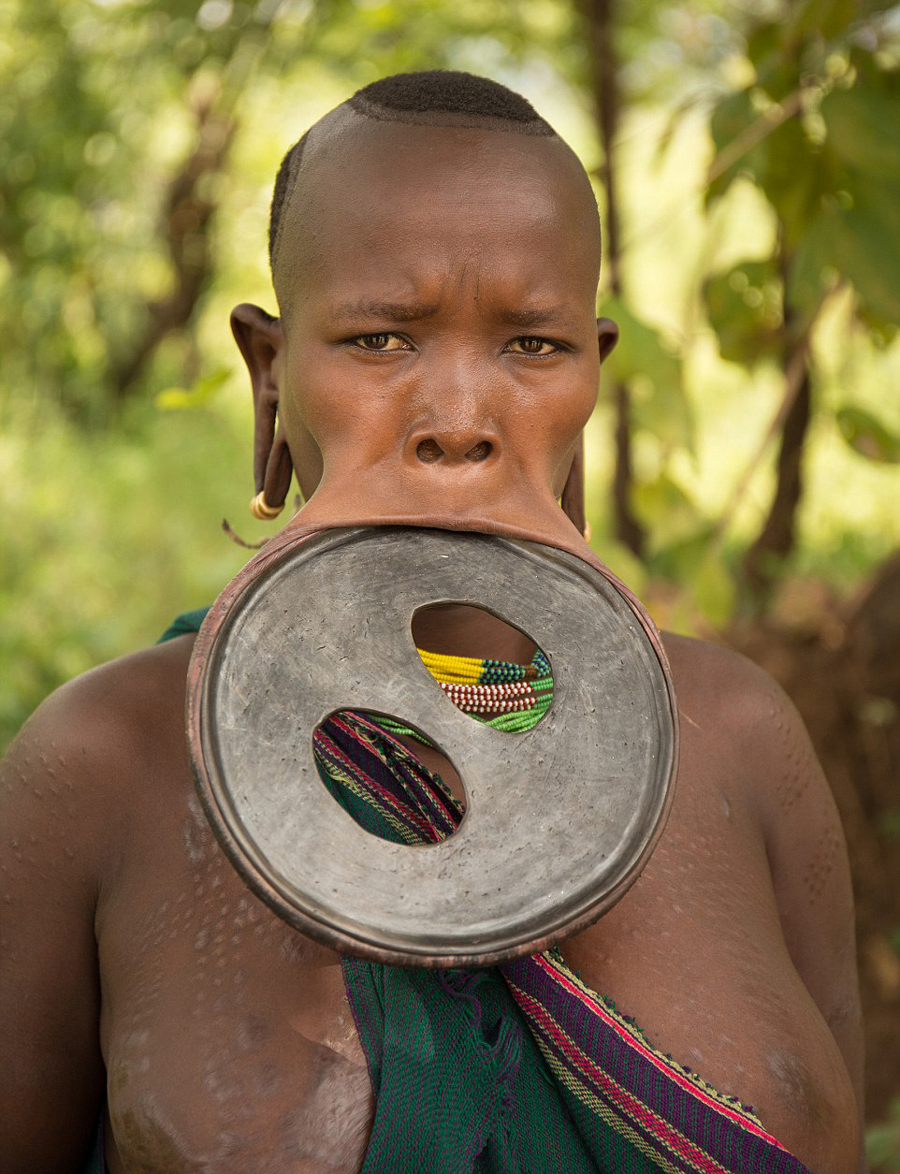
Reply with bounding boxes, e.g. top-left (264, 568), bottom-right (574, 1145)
top-left (231, 303), bottom-right (293, 508)
top-left (596, 316), bottom-right (619, 363)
